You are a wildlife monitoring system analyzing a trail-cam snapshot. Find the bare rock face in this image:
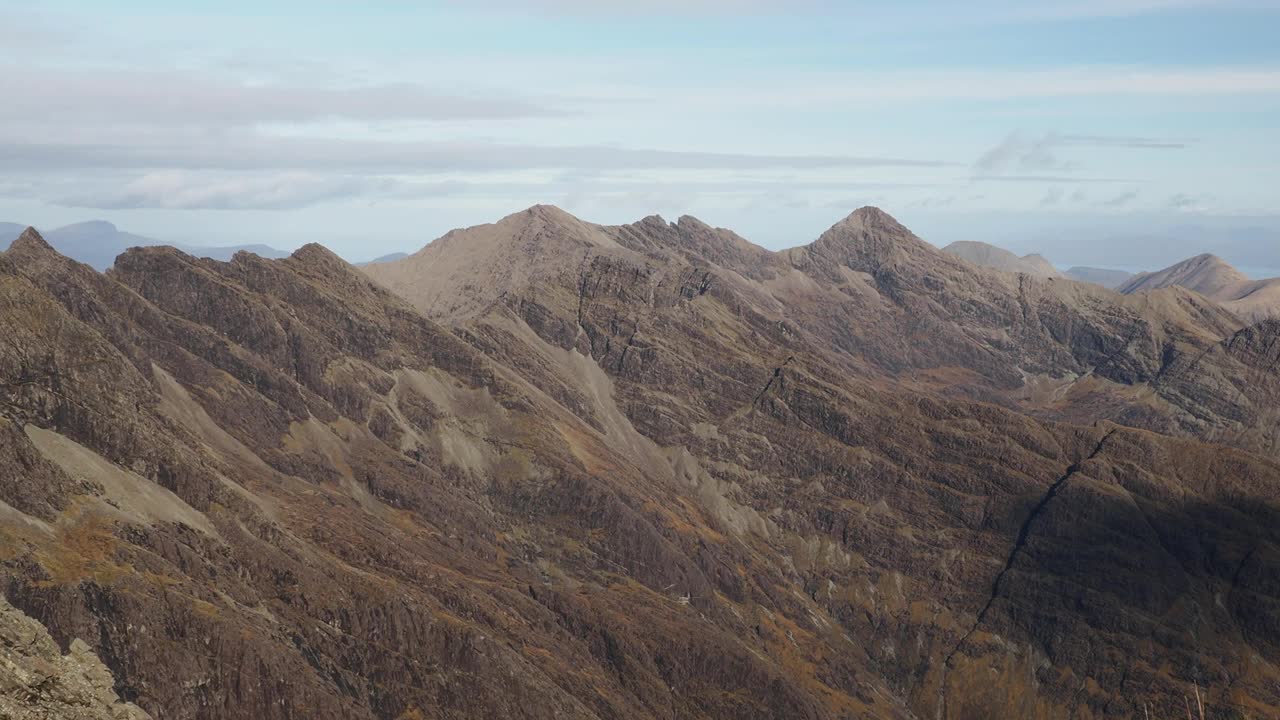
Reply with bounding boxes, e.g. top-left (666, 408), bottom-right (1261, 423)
top-left (2, 211), bottom-right (1279, 720)
top-left (0, 593), bottom-right (151, 720)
